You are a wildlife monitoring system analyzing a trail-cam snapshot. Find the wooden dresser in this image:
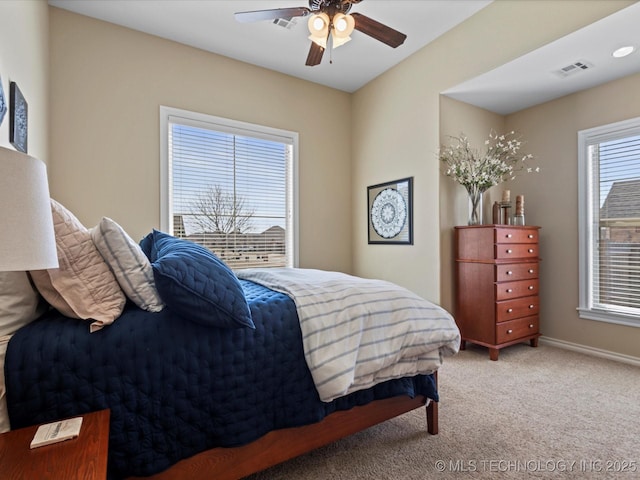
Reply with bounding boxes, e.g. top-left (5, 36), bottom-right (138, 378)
top-left (454, 225), bottom-right (541, 360)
